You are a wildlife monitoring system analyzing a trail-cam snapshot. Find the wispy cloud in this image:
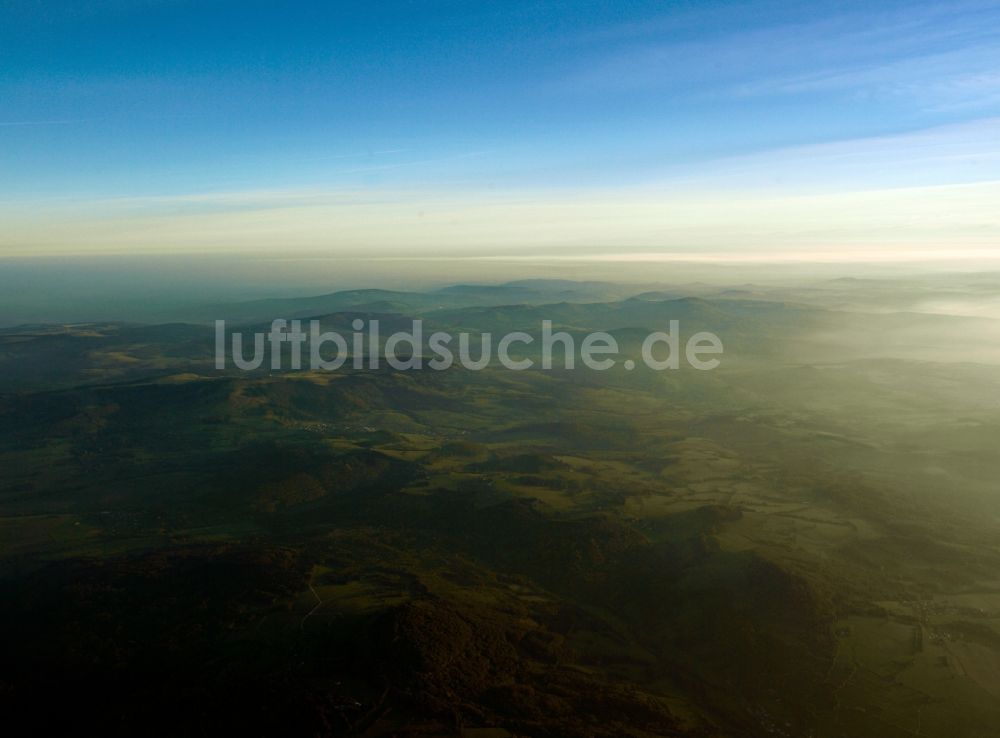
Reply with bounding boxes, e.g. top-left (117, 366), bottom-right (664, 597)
top-left (307, 148), bottom-right (408, 162)
top-left (0, 119), bottom-right (90, 127)
top-left (561, 0), bottom-right (1000, 114)
top-left (733, 45), bottom-right (1000, 111)
top-left (646, 118), bottom-right (1000, 192)
top-left (4, 177), bottom-right (999, 260)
